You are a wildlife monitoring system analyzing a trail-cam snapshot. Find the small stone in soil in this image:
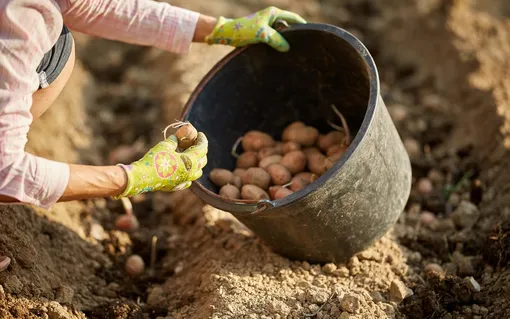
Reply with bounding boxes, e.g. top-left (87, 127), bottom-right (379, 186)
top-left (332, 267), bottom-right (350, 277)
top-left (424, 263), bottom-right (444, 275)
top-left (389, 279), bottom-right (413, 303)
top-left (452, 251), bottom-right (475, 276)
top-left (419, 211), bottom-right (437, 226)
top-left (427, 169), bottom-right (444, 184)
top-left (307, 288), bottom-right (330, 304)
top-left (472, 304), bottom-right (481, 315)
top-left (444, 262), bottom-right (458, 275)
top-left (340, 293), bottom-right (360, 313)
top-left (348, 256), bottom-right (360, 268)
top-left (371, 291), bottom-right (385, 302)
top-left (89, 223), bottom-right (107, 241)
top-left (403, 138), bottom-right (421, 159)
top-left (388, 104), bottom-right (409, 122)
top-left (463, 276), bottom-right (481, 292)
top-left (417, 178), bottom-right (433, 195)
top-left (451, 200), bottom-right (480, 229)
top-left (322, 263), bottom-right (337, 274)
